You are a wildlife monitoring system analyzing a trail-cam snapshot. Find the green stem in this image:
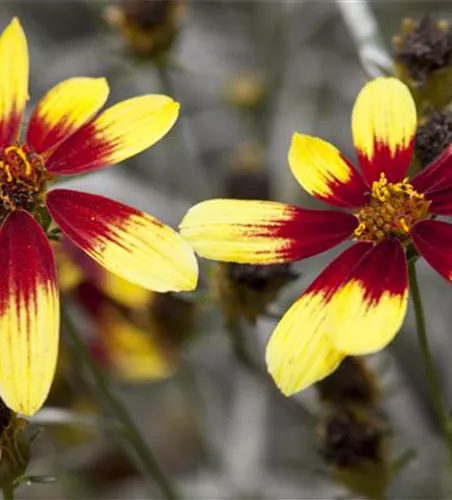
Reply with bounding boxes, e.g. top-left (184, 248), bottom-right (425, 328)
top-left (2, 485), bottom-right (14, 500)
top-left (409, 260), bottom-right (452, 452)
top-left (61, 305), bottom-right (180, 500)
